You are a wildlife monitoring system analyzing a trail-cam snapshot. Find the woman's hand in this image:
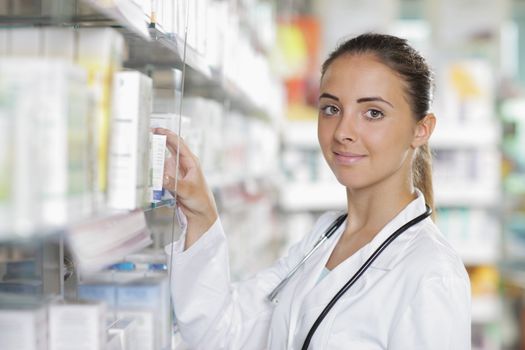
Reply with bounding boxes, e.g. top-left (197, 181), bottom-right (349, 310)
top-left (153, 128), bottom-right (219, 250)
